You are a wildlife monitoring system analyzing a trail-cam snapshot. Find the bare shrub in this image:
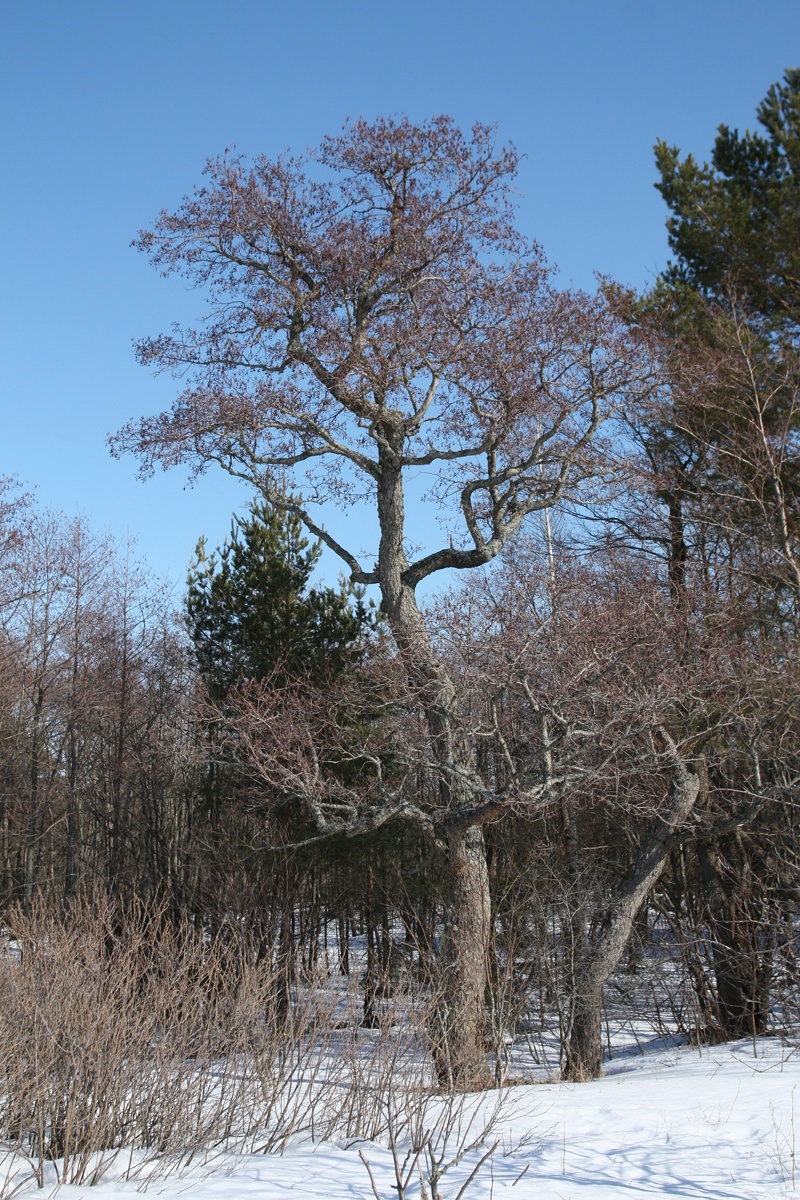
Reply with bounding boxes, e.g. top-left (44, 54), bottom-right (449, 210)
top-left (0, 901), bottom-right (246, 1185)
top-left (0, 898), bottom-right (525, 1196)
top-left (0, 901), bottom-right (352, 1186)
top-left (0, 900), bottom-right (462, 1190)
top-left (358, 1082), bottom-right (510, 1200)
